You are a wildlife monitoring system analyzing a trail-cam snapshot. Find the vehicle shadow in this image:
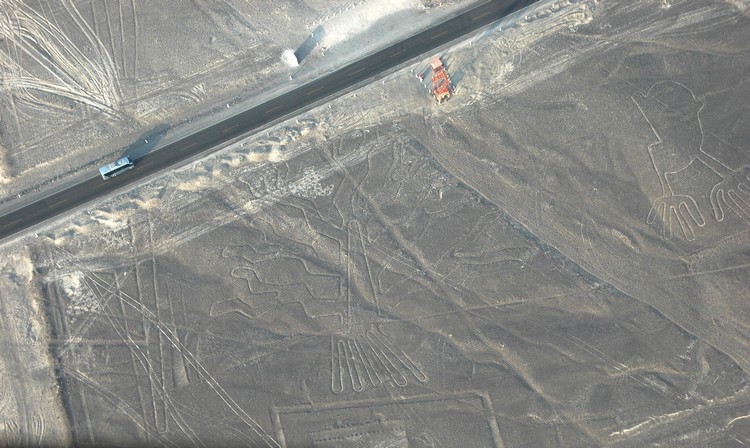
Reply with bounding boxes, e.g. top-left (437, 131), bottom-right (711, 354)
top-left (120, 123), bottom-right (172, 161)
